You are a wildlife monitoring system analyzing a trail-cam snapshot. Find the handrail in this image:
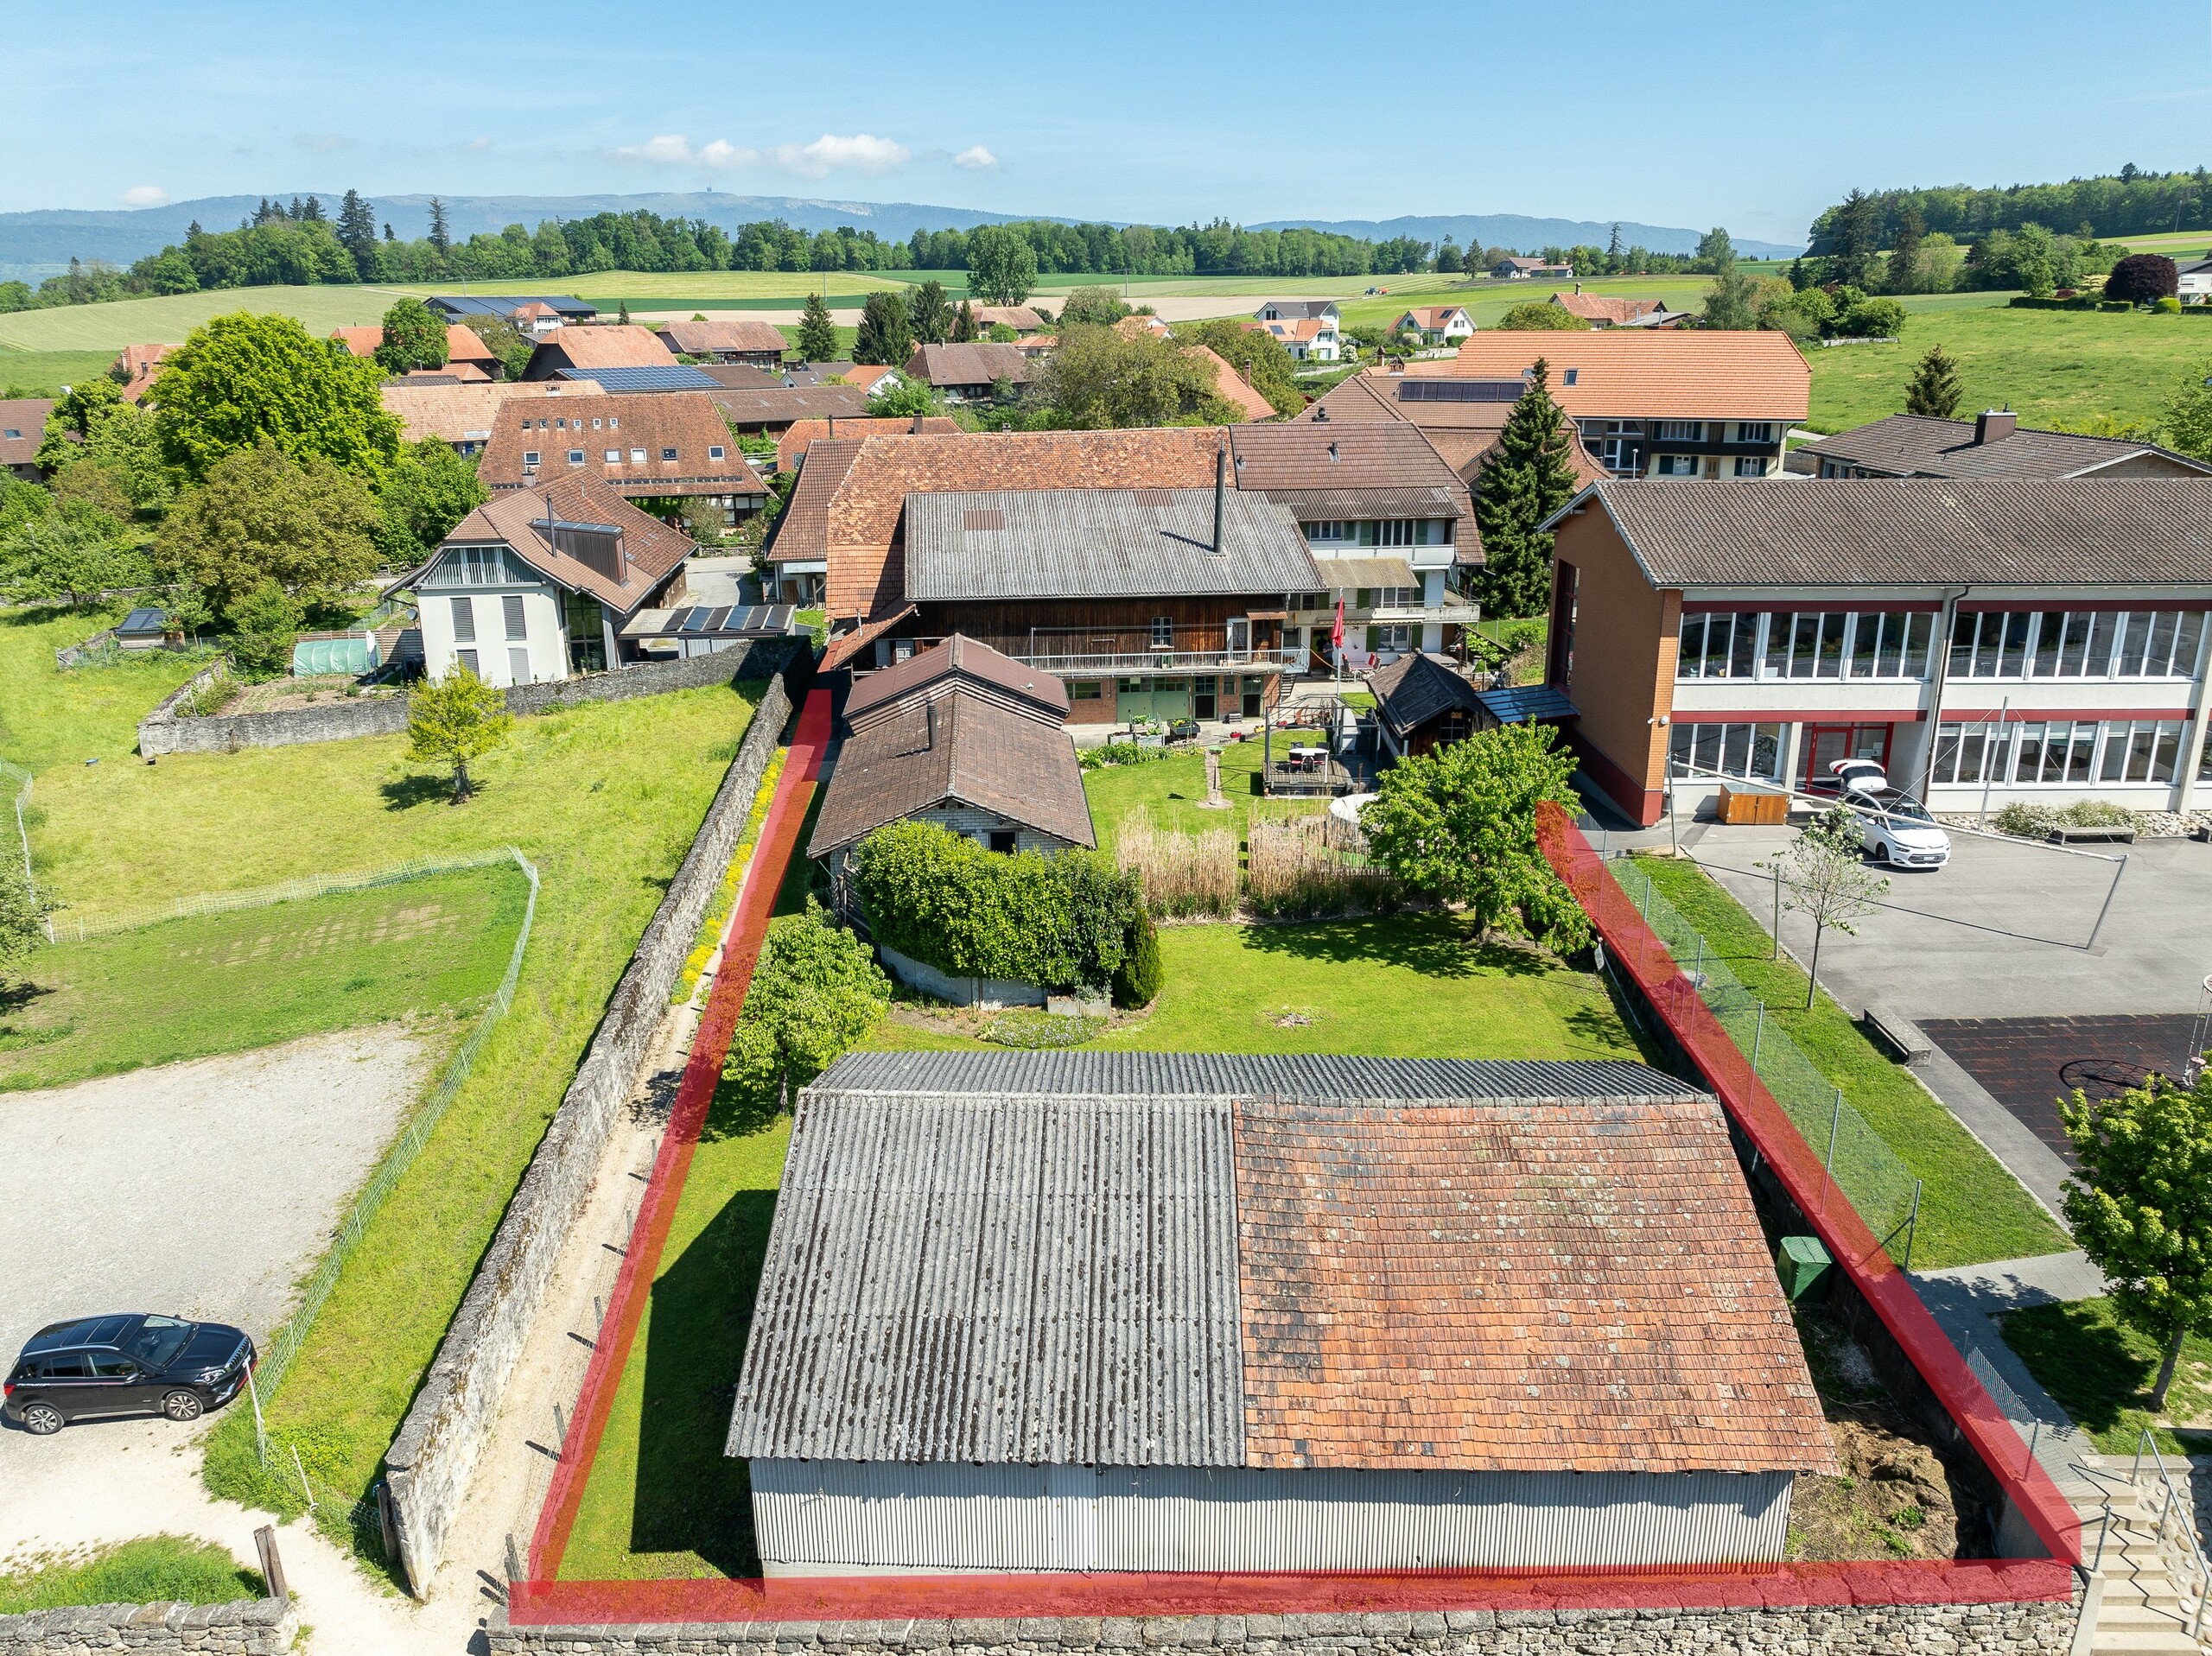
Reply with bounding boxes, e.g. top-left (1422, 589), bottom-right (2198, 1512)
top-left (2131, 1428), bottom-right (2209, 1638)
